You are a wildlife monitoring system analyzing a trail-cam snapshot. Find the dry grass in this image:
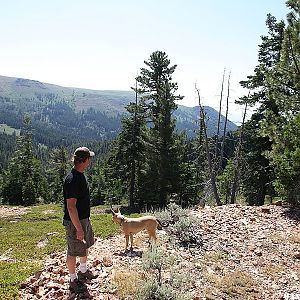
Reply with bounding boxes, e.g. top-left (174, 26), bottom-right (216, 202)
top-left (205, 270), bottom-right (257, 298)
top-left (269, 232), bottom-right (286, 243)
top-left (203, 250), bottom-right (229, 263)
top-left (287, 233), bottom-right (300, 244)
top-left (203, 287), bottom-right (220, 300)
top-left (260, 263), bottom-right (285, 277)
top-left (113, 269), bottom-right (142, 299)
top-left (269, 232), bottom-right (300, 244)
